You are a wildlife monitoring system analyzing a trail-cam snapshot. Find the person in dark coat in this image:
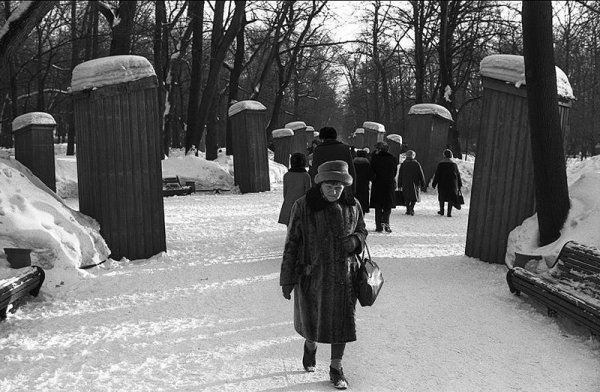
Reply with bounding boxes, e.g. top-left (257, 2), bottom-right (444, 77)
top-left (398, 150), bottom-right (426, 216)
top-left (309, 127), bottom-right (357, 194)
top-left (432, 149), bottom-right (463, 217)
top-left (369, 142), bottom-right (398, 232)
top-left (352, 149), bottom-right (373, 214)
top-left (280, 160), bottom-right (367, 390)
top-left (278, 153), bottom-right (312, 225)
